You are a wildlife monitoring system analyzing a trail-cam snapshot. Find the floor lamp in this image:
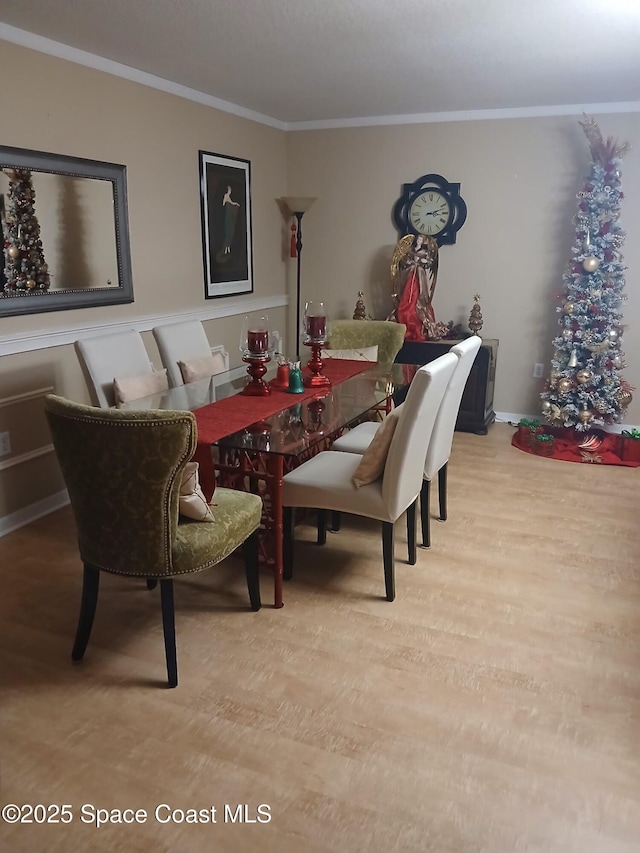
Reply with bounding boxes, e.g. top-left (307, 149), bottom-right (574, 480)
top-left (281, 197), bottom-right (317, 359)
